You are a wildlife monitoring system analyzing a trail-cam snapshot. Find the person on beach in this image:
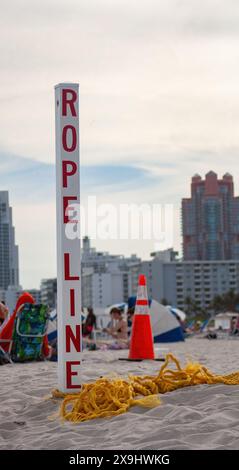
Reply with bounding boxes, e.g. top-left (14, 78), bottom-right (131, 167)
top-left (127, 307), bottom-right (135, 336)
top-left (82, 307), bottom-right (97, 337)
top-left (102, 307), bottom-right (128, 349)
top-left (231, 315), bottom-right (239, 336)
top-left (0, 301), bottom-right (9, 326)
top-left (83, 307), bottom-right (128, 351)
top-left (104, 307), bottom-right (127, 339)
